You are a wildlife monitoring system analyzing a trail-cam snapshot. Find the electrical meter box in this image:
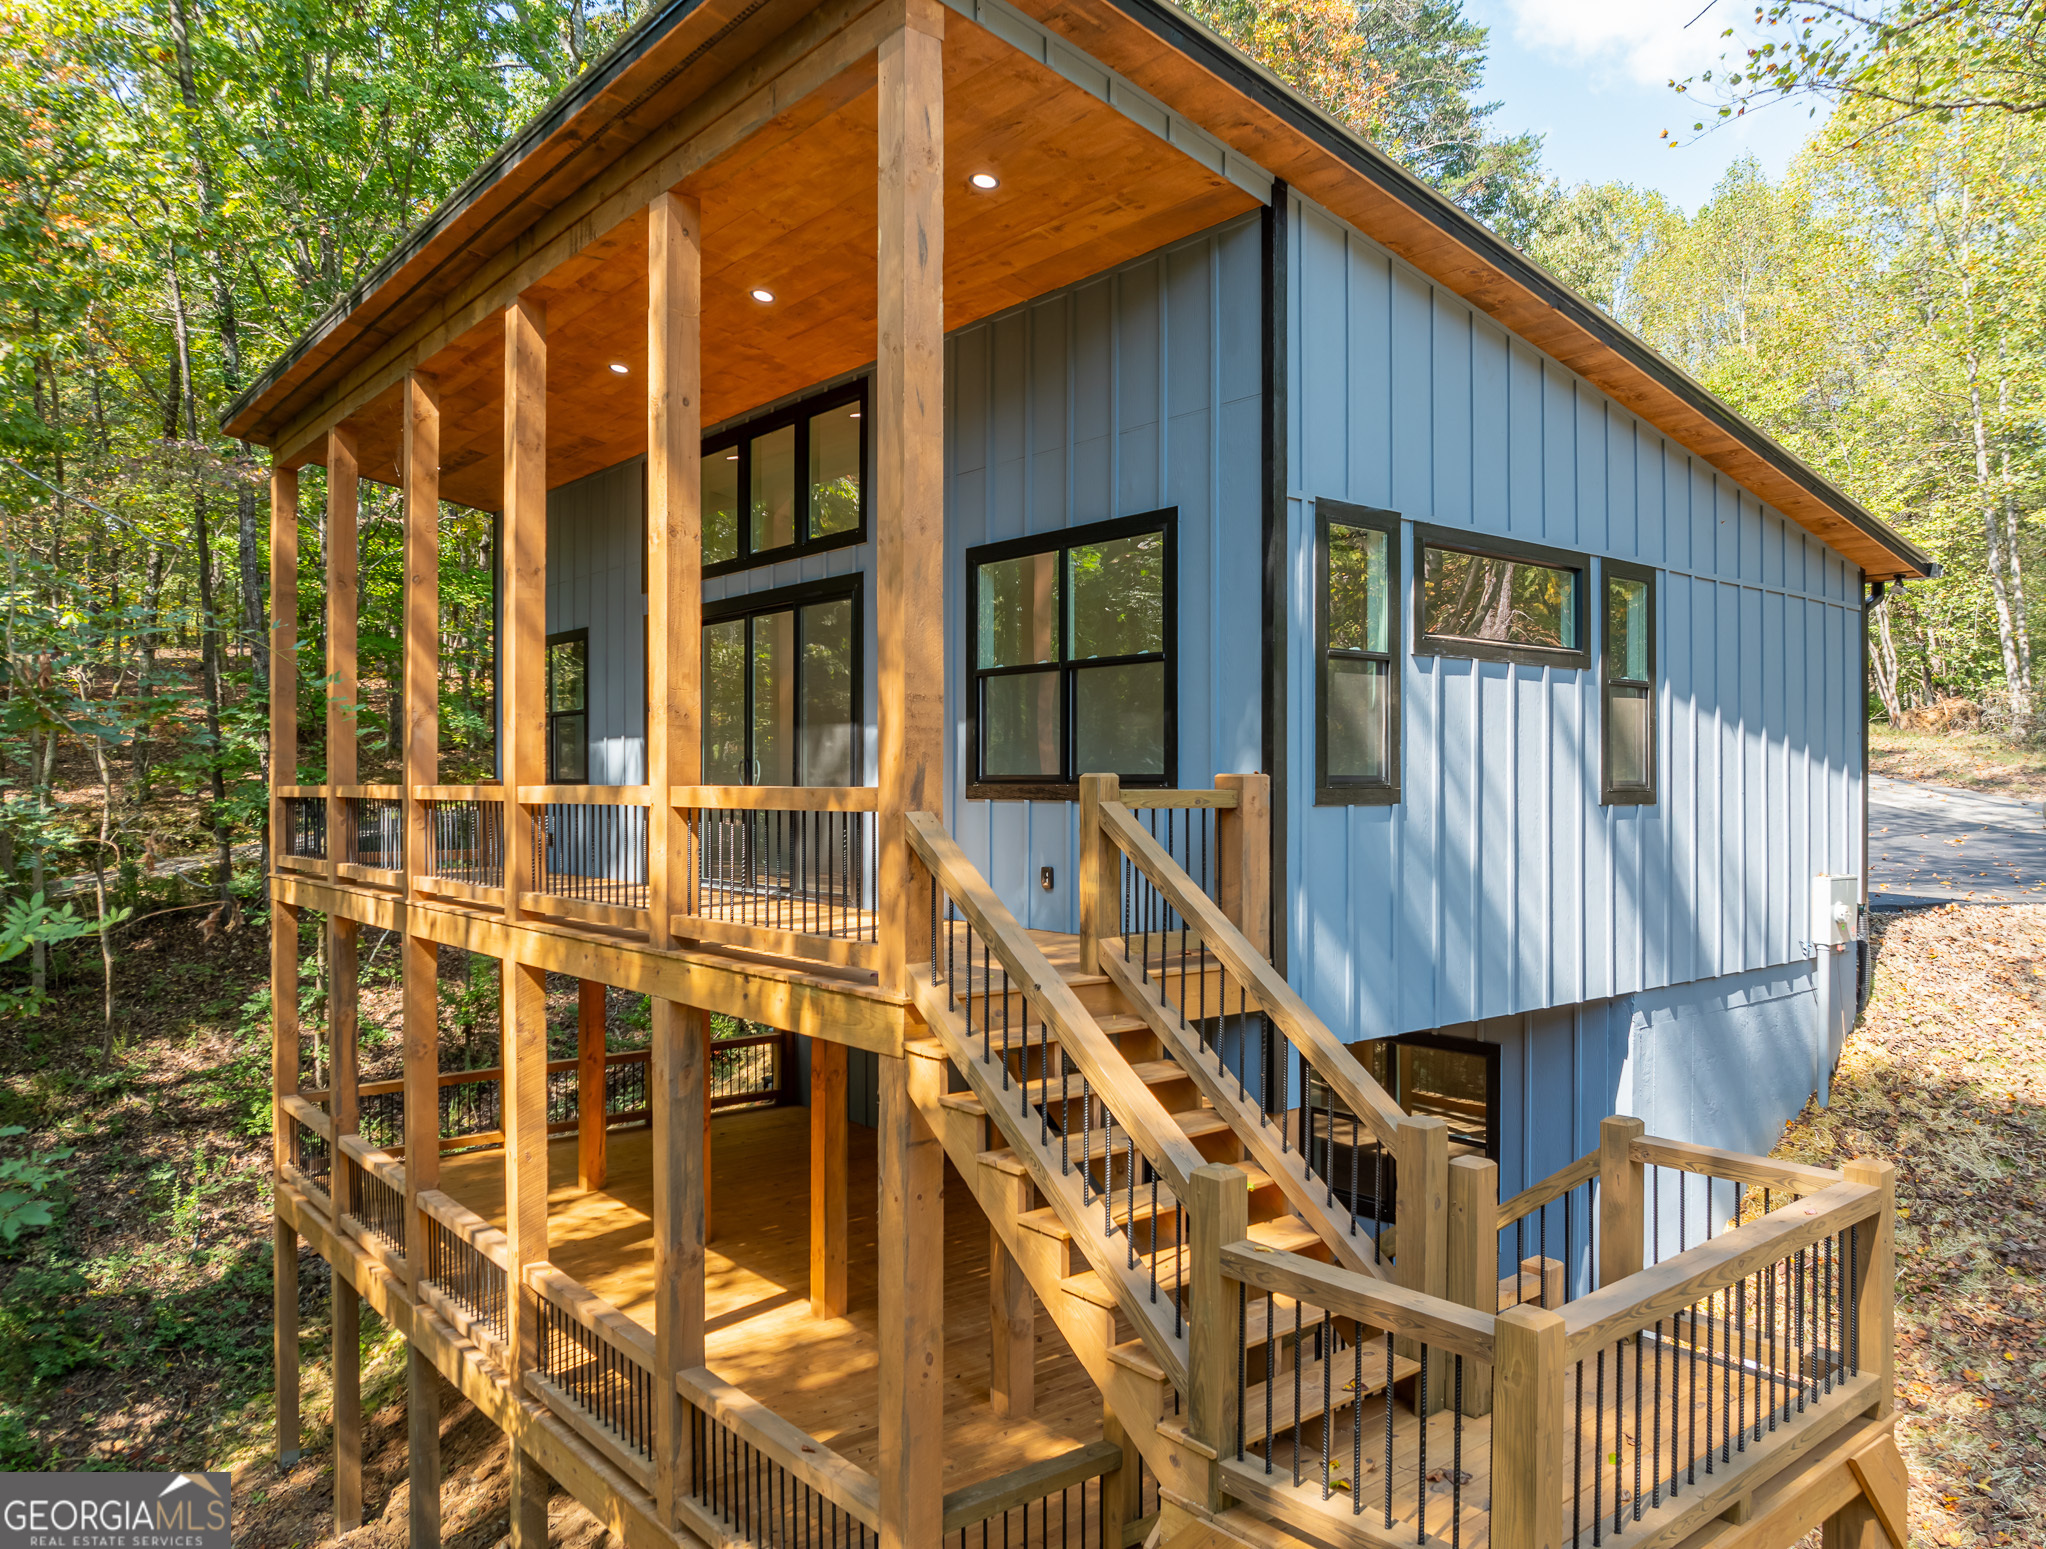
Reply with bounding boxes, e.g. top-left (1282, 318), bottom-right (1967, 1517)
top-left (1811, 874), bottom-right (1860, 948)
